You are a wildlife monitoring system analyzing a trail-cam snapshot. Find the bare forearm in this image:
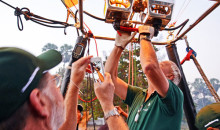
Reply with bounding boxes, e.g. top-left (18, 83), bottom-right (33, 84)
top-left (102, 104), bottom-right (129, 130)
top-left (140, 39), bottom-right (169, 97)
top-left (106, 116), bottom-right (129, 130)
top-left (105, 46), bottom-right (128, 100)
top-left (105, 46), bottom-right (123, 77)
top-left (59, 83), bottom-right (79, 130)
top-left (140, 40), bottom-right (158, 67)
